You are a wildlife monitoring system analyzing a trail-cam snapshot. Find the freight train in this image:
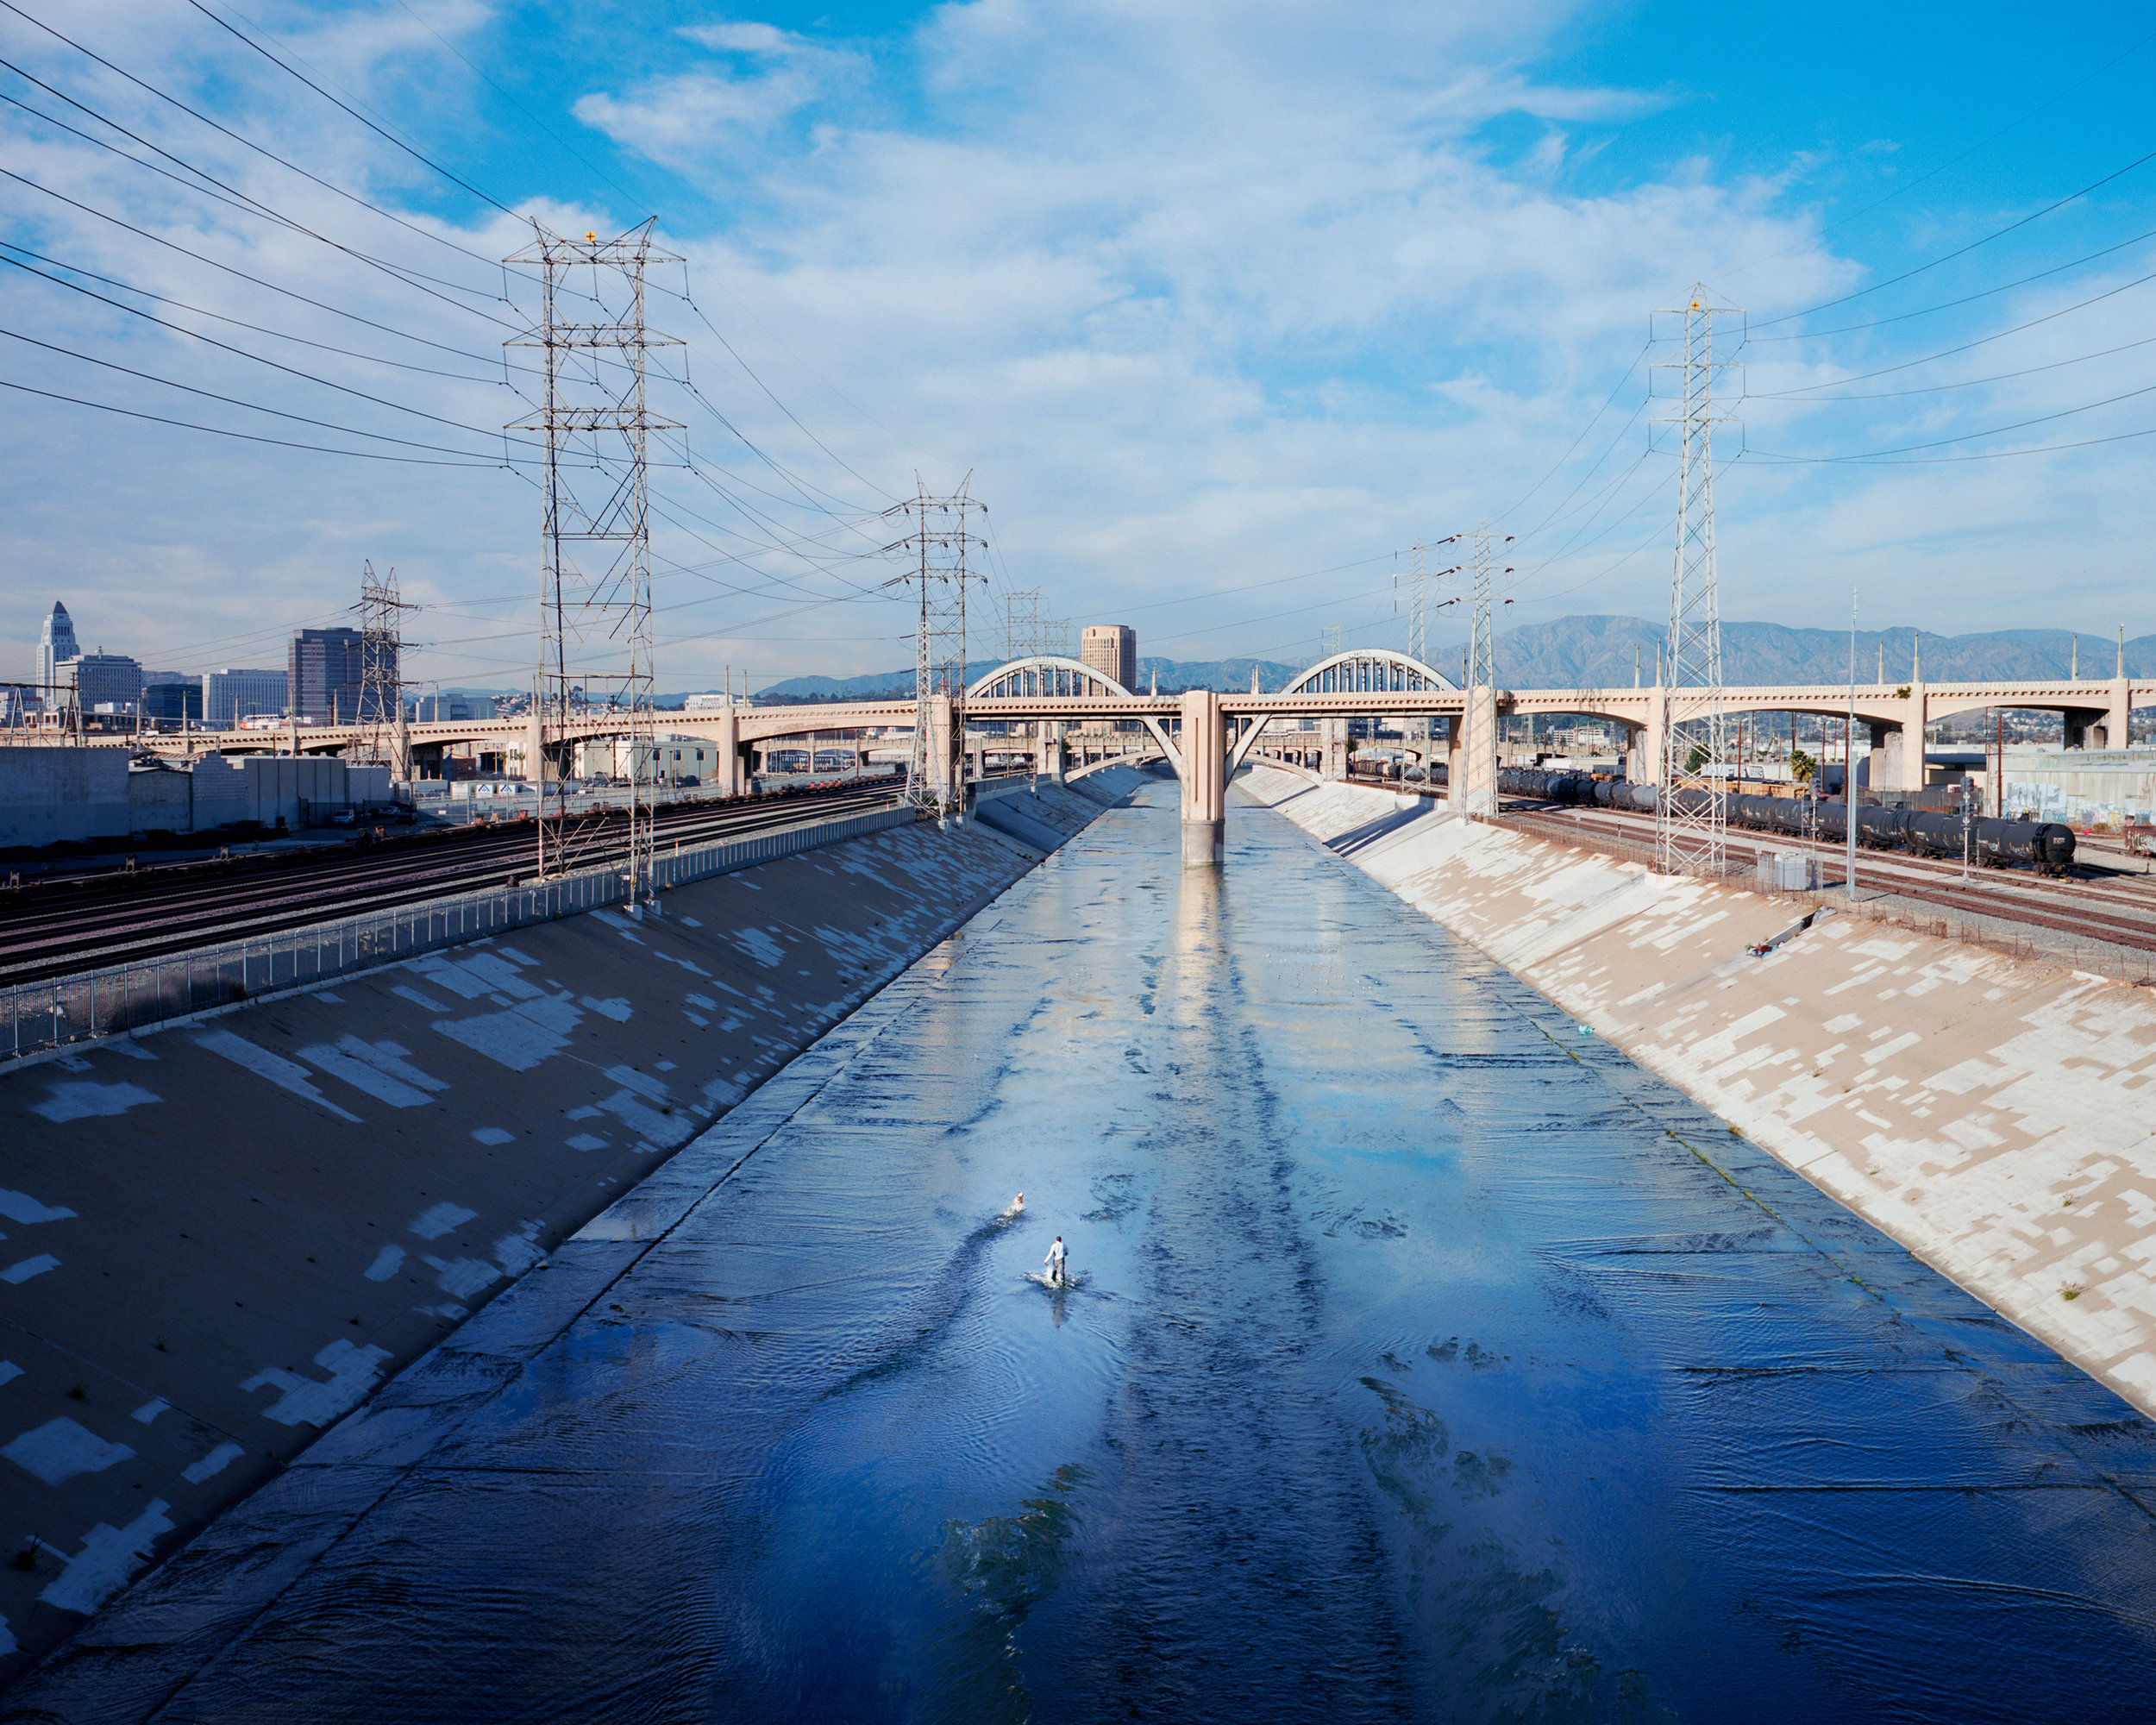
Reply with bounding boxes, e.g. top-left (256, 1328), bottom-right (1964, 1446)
top-left (1495, 768), bottom-right (2077, 875)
